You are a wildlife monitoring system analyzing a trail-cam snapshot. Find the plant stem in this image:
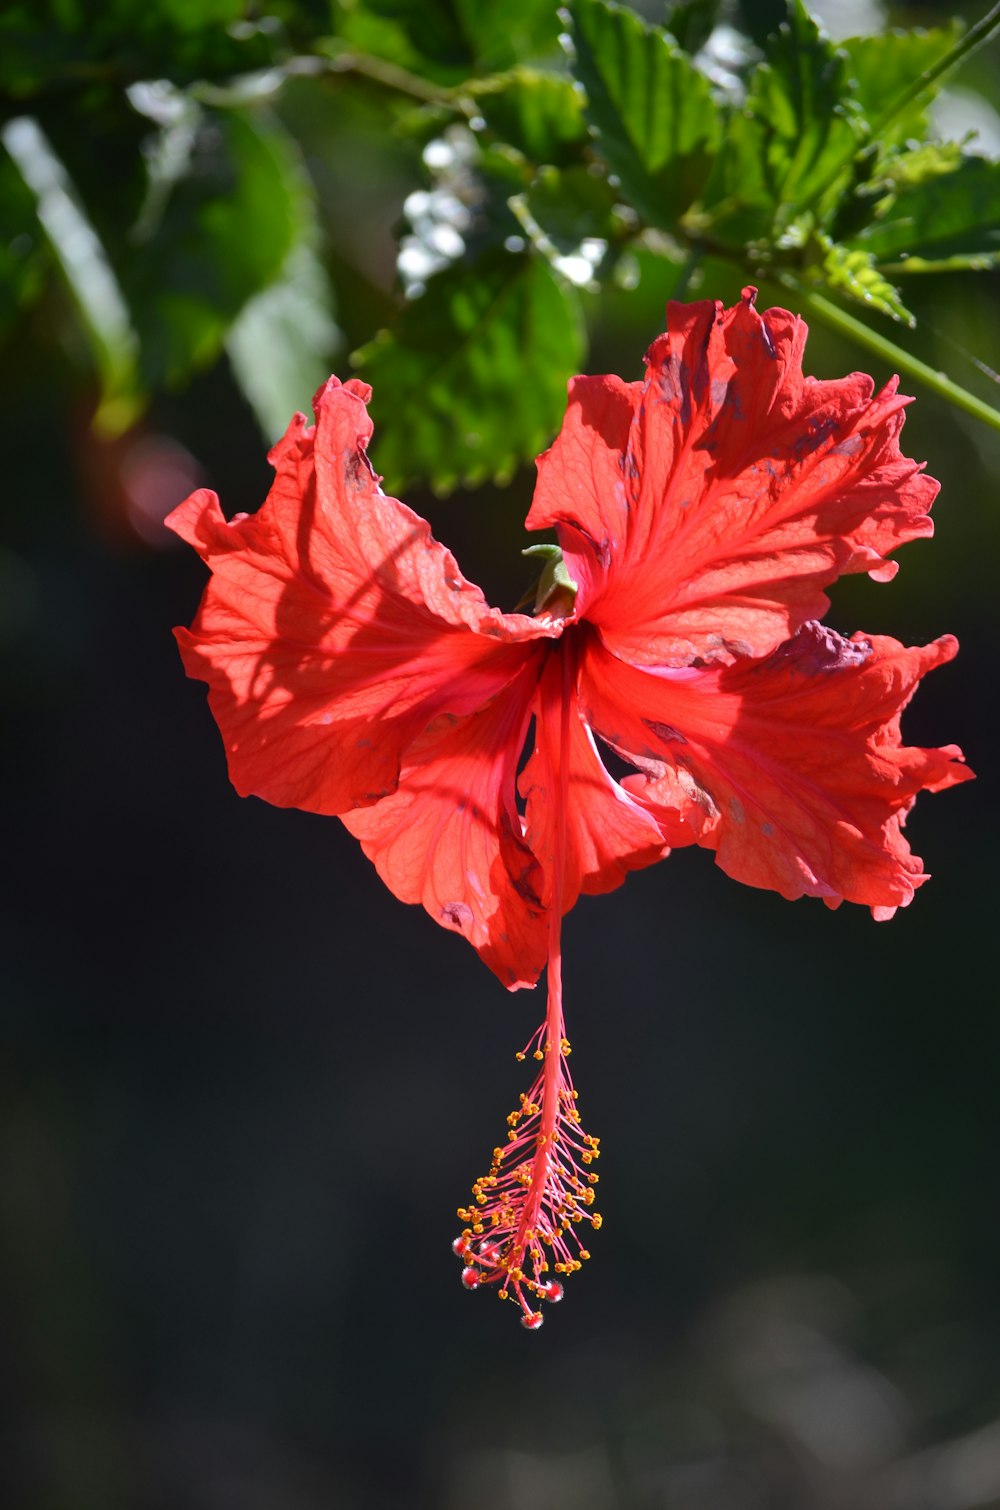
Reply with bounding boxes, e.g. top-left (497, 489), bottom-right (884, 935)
top-left (776, 282), bottom-right (1000, 435)
top-left (321, 43), bottom-right (458, 107)
top-left (869, 0), bottom-right (1000, 143)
